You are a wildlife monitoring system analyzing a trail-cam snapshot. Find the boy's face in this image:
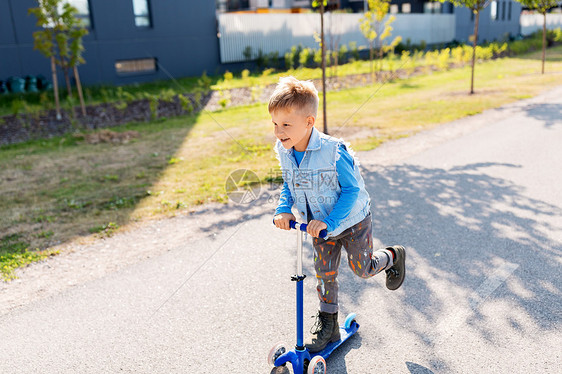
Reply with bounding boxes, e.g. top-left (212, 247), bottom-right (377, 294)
top-left (271, 108), bottom-right (315, 152)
